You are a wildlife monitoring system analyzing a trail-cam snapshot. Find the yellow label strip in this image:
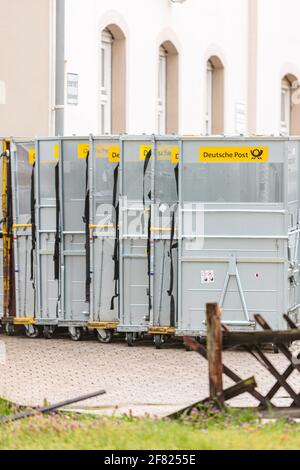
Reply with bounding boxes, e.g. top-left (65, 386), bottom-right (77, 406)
top-left (78, 144), bottom-right (90, 159)
top-left (140, 145), bottom-right (152, 161)
top-left (89, 224), bottom-right (114, 229)
top-left (13, 224), bottom-right (32, 229)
